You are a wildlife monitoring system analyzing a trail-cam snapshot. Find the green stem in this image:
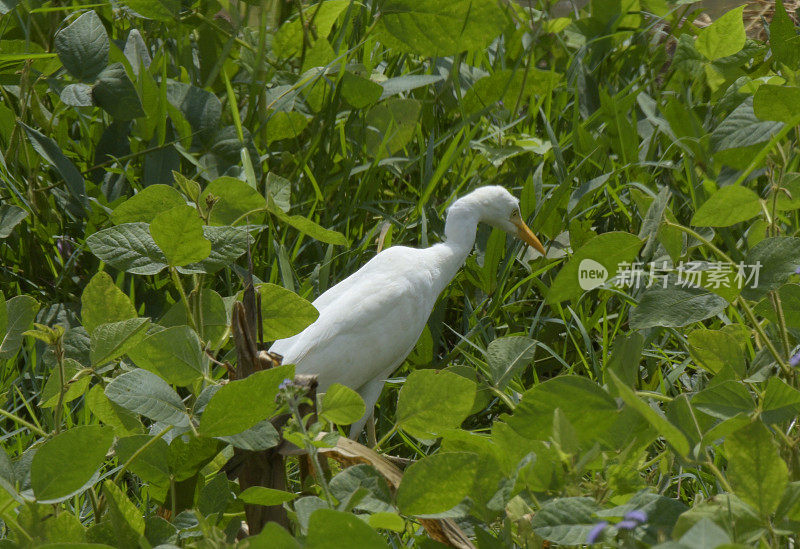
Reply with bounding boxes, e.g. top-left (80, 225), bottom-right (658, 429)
top-left (0, 407), bottom-right (47, 438)
top-left (170, 267), bottom-right (198, 332)
top-left (290, 399), bottom-right (335, 506)
top-left (374, 424), bottom-right (398, 450)
top-left (113, 425), bottom-right (173, 484)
